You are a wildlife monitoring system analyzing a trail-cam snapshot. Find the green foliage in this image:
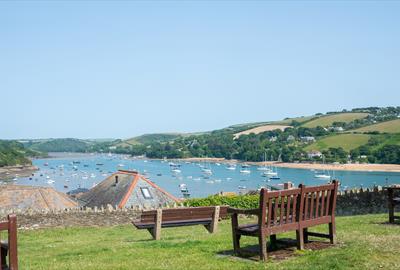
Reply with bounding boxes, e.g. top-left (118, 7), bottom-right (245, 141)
top-left (28, 138), bottom-right (90, 152)
top-left (0, 140), bottom-right (34, 167)
top-left (184, 194), bottom-right (259, 209)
